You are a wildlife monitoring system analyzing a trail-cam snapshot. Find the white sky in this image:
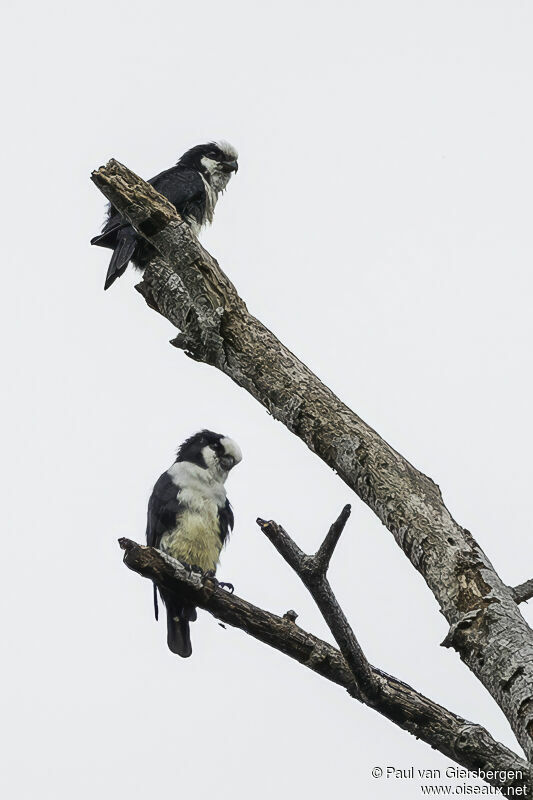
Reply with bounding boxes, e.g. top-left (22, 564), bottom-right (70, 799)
top-left (2, 1), bottom-right (533, 798)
